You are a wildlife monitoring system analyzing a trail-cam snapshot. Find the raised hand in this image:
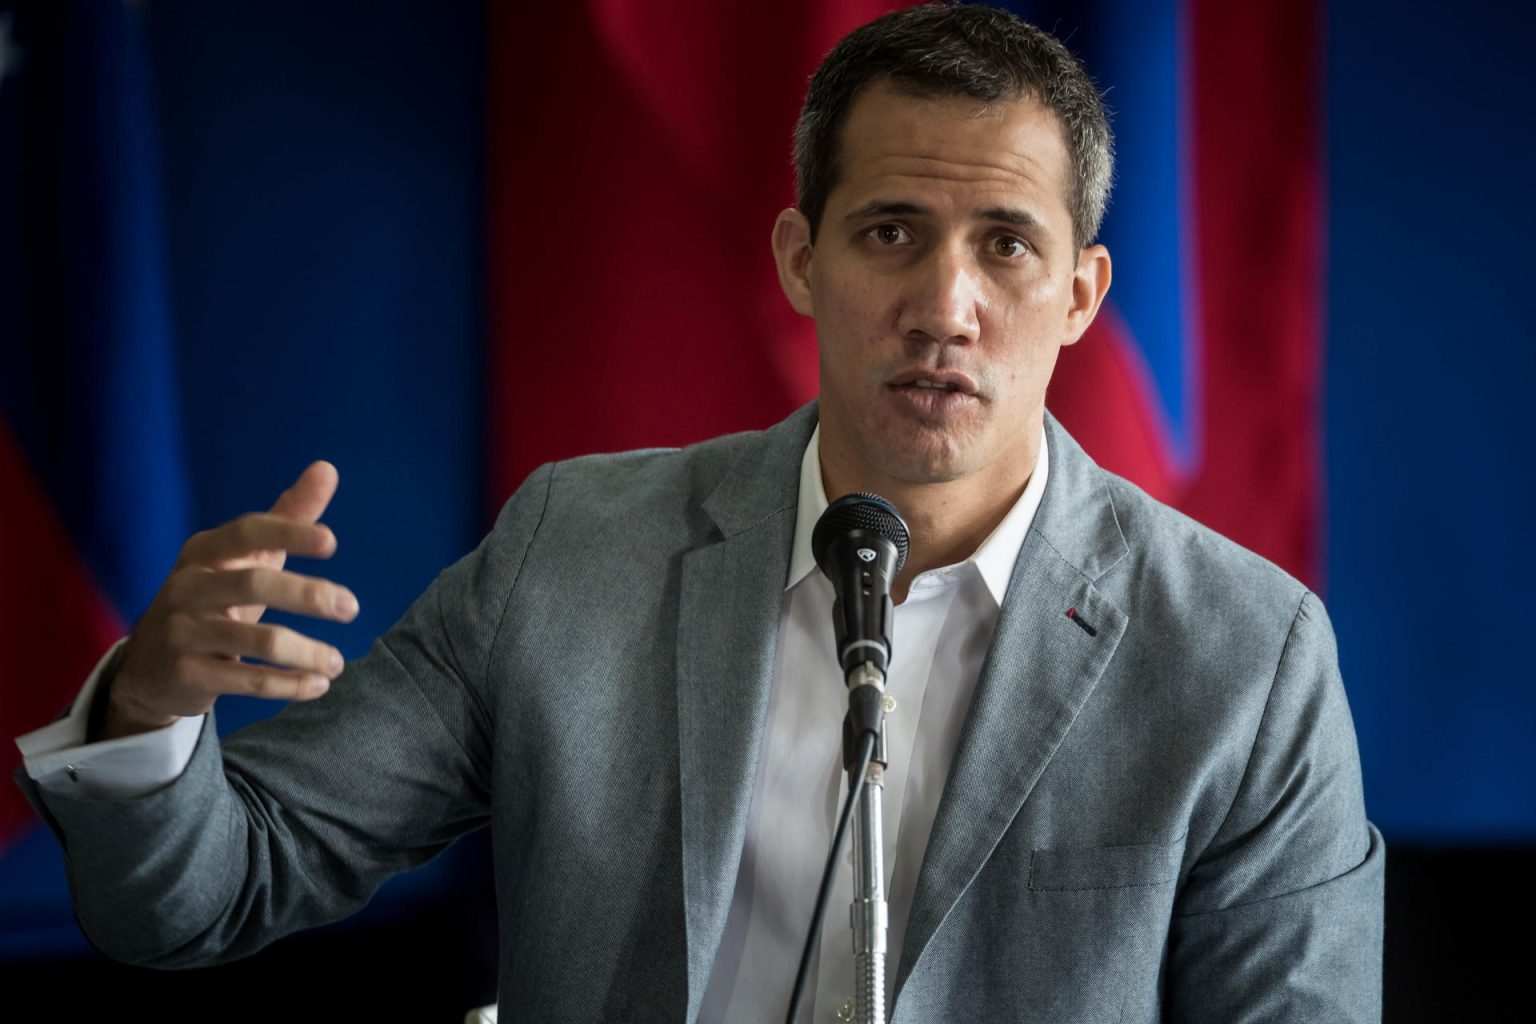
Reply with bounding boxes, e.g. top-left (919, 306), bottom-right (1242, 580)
top-left (101, 461), bottom-right (360, 741)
